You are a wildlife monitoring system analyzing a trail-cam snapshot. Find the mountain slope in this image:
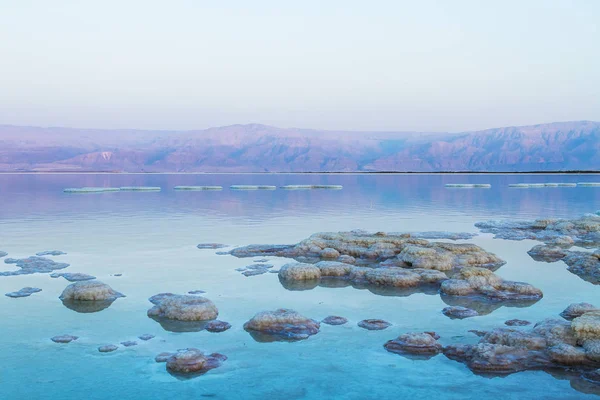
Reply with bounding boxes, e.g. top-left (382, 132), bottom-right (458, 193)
top-left (0, 121), bottom-right (598, 172)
